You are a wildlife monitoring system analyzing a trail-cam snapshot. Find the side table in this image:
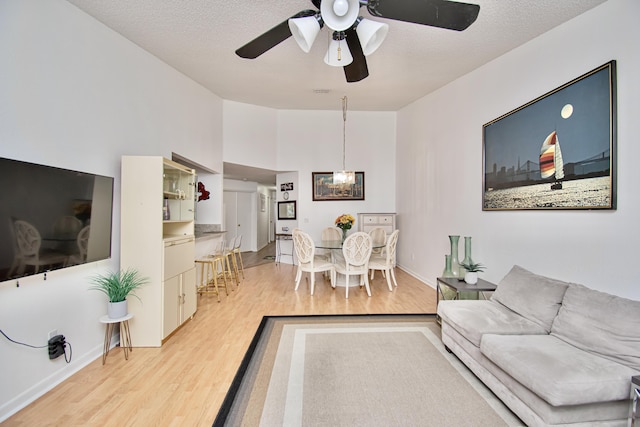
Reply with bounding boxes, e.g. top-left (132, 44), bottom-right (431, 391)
top-left (99, 313), bottom-right (134, 365)
top-left (436, 277), bottom-right (497, 322)
top-left (275, 233), bottom-right (294, 265)
top-left (632, 375), bottom-right (640, 426)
